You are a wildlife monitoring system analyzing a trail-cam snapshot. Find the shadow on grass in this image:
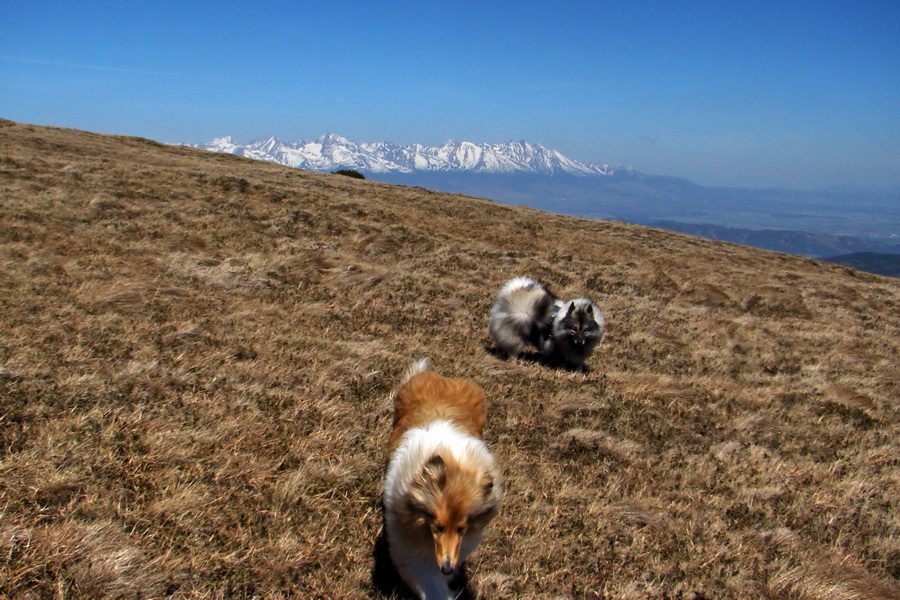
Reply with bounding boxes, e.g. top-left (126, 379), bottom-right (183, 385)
top-left (483, 345), bottom-right (590, 373)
